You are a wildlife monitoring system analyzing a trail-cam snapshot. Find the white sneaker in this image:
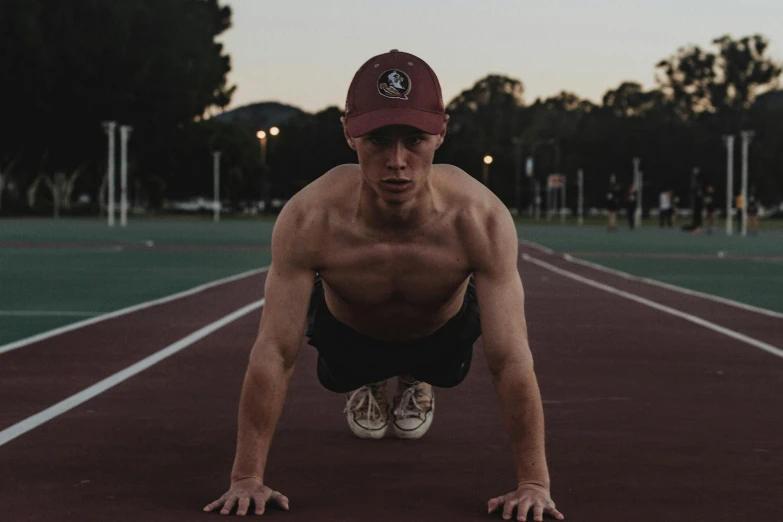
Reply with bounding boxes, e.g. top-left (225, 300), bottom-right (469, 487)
top-left (391, 380), bottom-right (434, 439)
top-left (344, 381), bottom-right (389, 439)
